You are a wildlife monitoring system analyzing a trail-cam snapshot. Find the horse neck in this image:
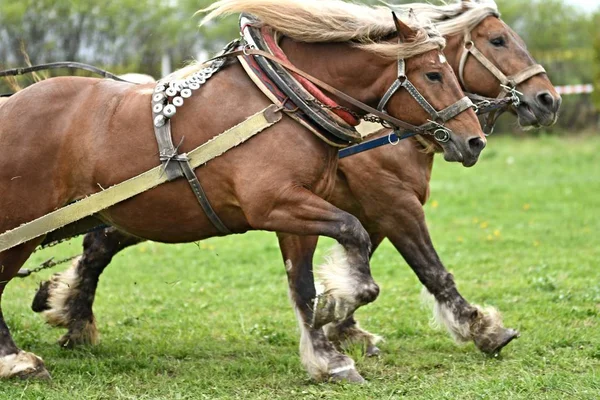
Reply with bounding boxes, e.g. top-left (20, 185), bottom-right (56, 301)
top-left (338, 131), bottom-right (435, 204)
top-left (279, 38), bottom-right (390, 112)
